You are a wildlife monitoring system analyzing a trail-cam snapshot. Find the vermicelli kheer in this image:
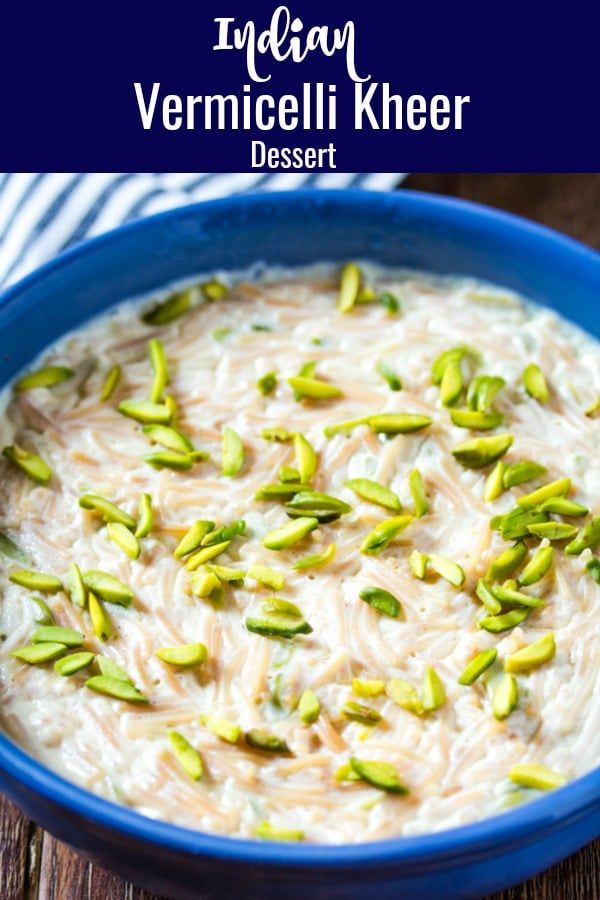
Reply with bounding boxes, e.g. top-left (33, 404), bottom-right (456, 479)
top-left (0, 263), bottom-right (598, 843)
